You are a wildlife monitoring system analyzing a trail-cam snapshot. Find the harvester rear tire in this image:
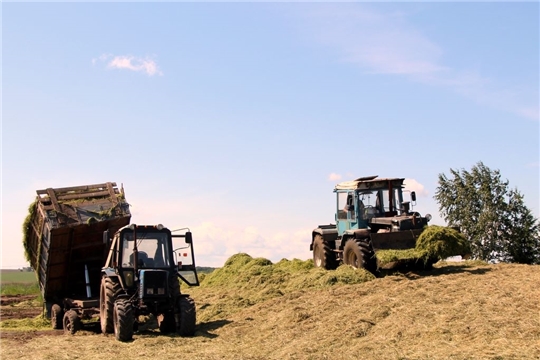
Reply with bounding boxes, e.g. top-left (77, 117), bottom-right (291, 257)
top-left (100, 277), bottom-right (120, 334)
top-left (63, 310), bottom-right (81, 335)
top-left (113, 299), bottom-right (134, 342)
top-left (176, 296), bottom-right (196, 336)
top-left (313, 234), bottom-right (338, 270)
top-left (343, 239), bottom-right (377, 273)
top-left (51, 304), bottom-right (63, 330)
